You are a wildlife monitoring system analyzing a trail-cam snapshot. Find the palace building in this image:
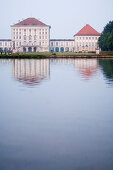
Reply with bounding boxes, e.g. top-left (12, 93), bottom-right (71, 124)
top-left (74, 24), bottom-right (101, 53)
top-left (11, 18), bottom-right (51, 53)
top-left (0, 17), bottom-right (101, 53)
